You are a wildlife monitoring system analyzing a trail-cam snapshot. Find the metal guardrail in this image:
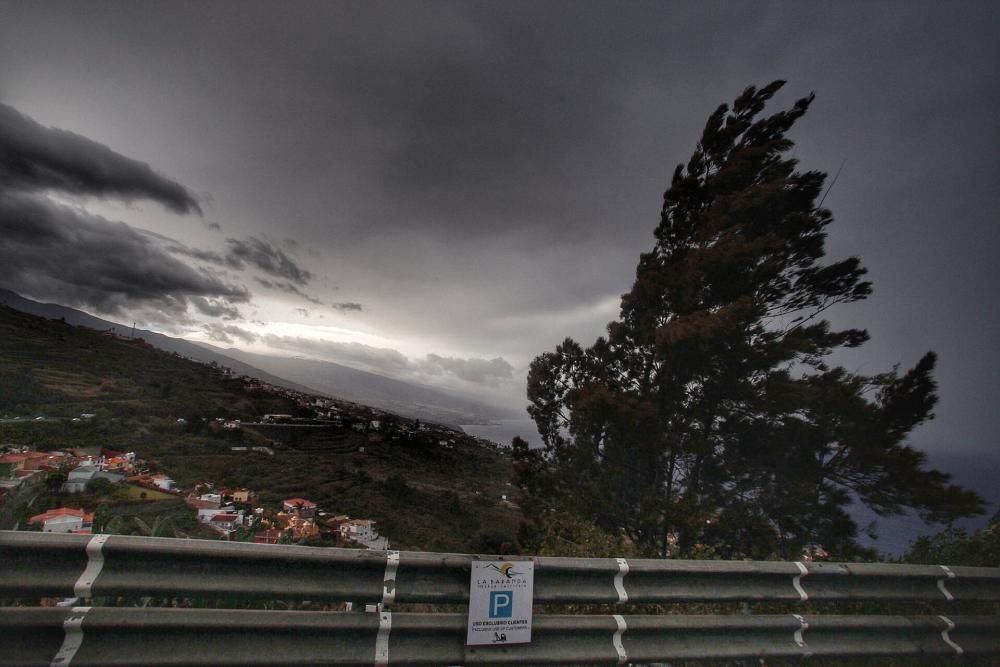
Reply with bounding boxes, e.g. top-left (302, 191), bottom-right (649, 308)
top-left (3, 531), bottom-right (999, 604)
top-left (3, 609), bottom-right (999, 666)
top-left (1, 531), bottom-right (999, 665)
